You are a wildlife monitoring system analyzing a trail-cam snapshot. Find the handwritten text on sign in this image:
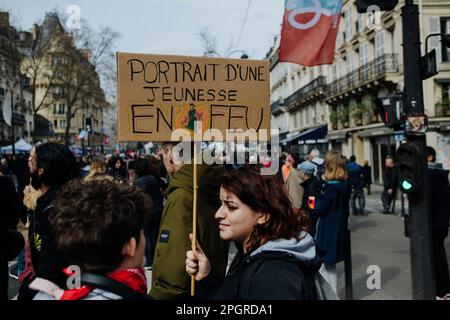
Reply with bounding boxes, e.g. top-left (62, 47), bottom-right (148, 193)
top-left (116, 52), bottom-right (270, 141)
